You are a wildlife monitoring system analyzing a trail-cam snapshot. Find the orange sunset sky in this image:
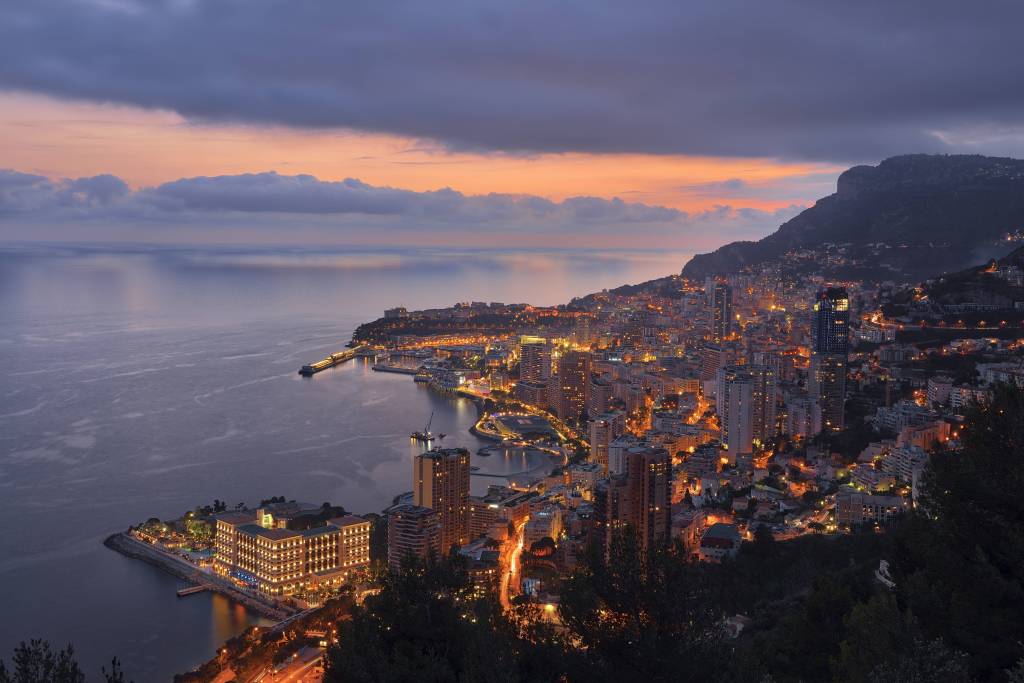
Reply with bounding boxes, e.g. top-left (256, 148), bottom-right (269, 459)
top-left (0, 92), bottom-right (840, 215)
